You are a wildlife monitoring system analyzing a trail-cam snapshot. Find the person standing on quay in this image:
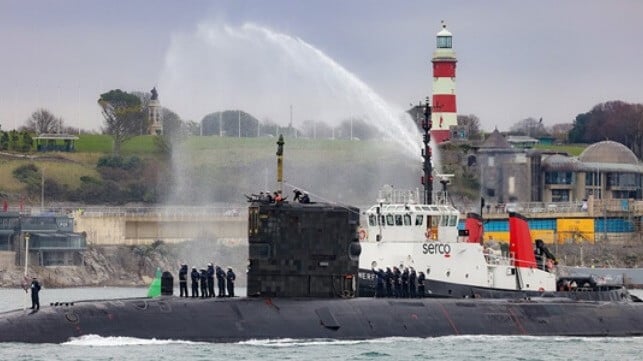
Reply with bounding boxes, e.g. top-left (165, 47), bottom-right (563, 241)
top-left (30, 277), bottom-right (41, 310)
